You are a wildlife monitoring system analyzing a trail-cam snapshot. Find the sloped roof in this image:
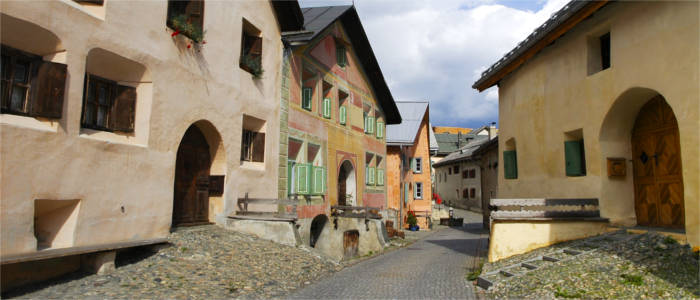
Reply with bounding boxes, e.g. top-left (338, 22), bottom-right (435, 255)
top-left (386, 101), bottom-right (428, 145)
top-left (428, 123), bottom-right (439, 151)
top-left (473, 0), bottom-right (609, 91)
top-left (271, 0), bottom-right (304, 32)
top-left (434, 132), bottom-right (477, 155)
top-left (282, 6), bottom-right (401, 124)
top-left (433, 136), bottom-right (490, 167)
